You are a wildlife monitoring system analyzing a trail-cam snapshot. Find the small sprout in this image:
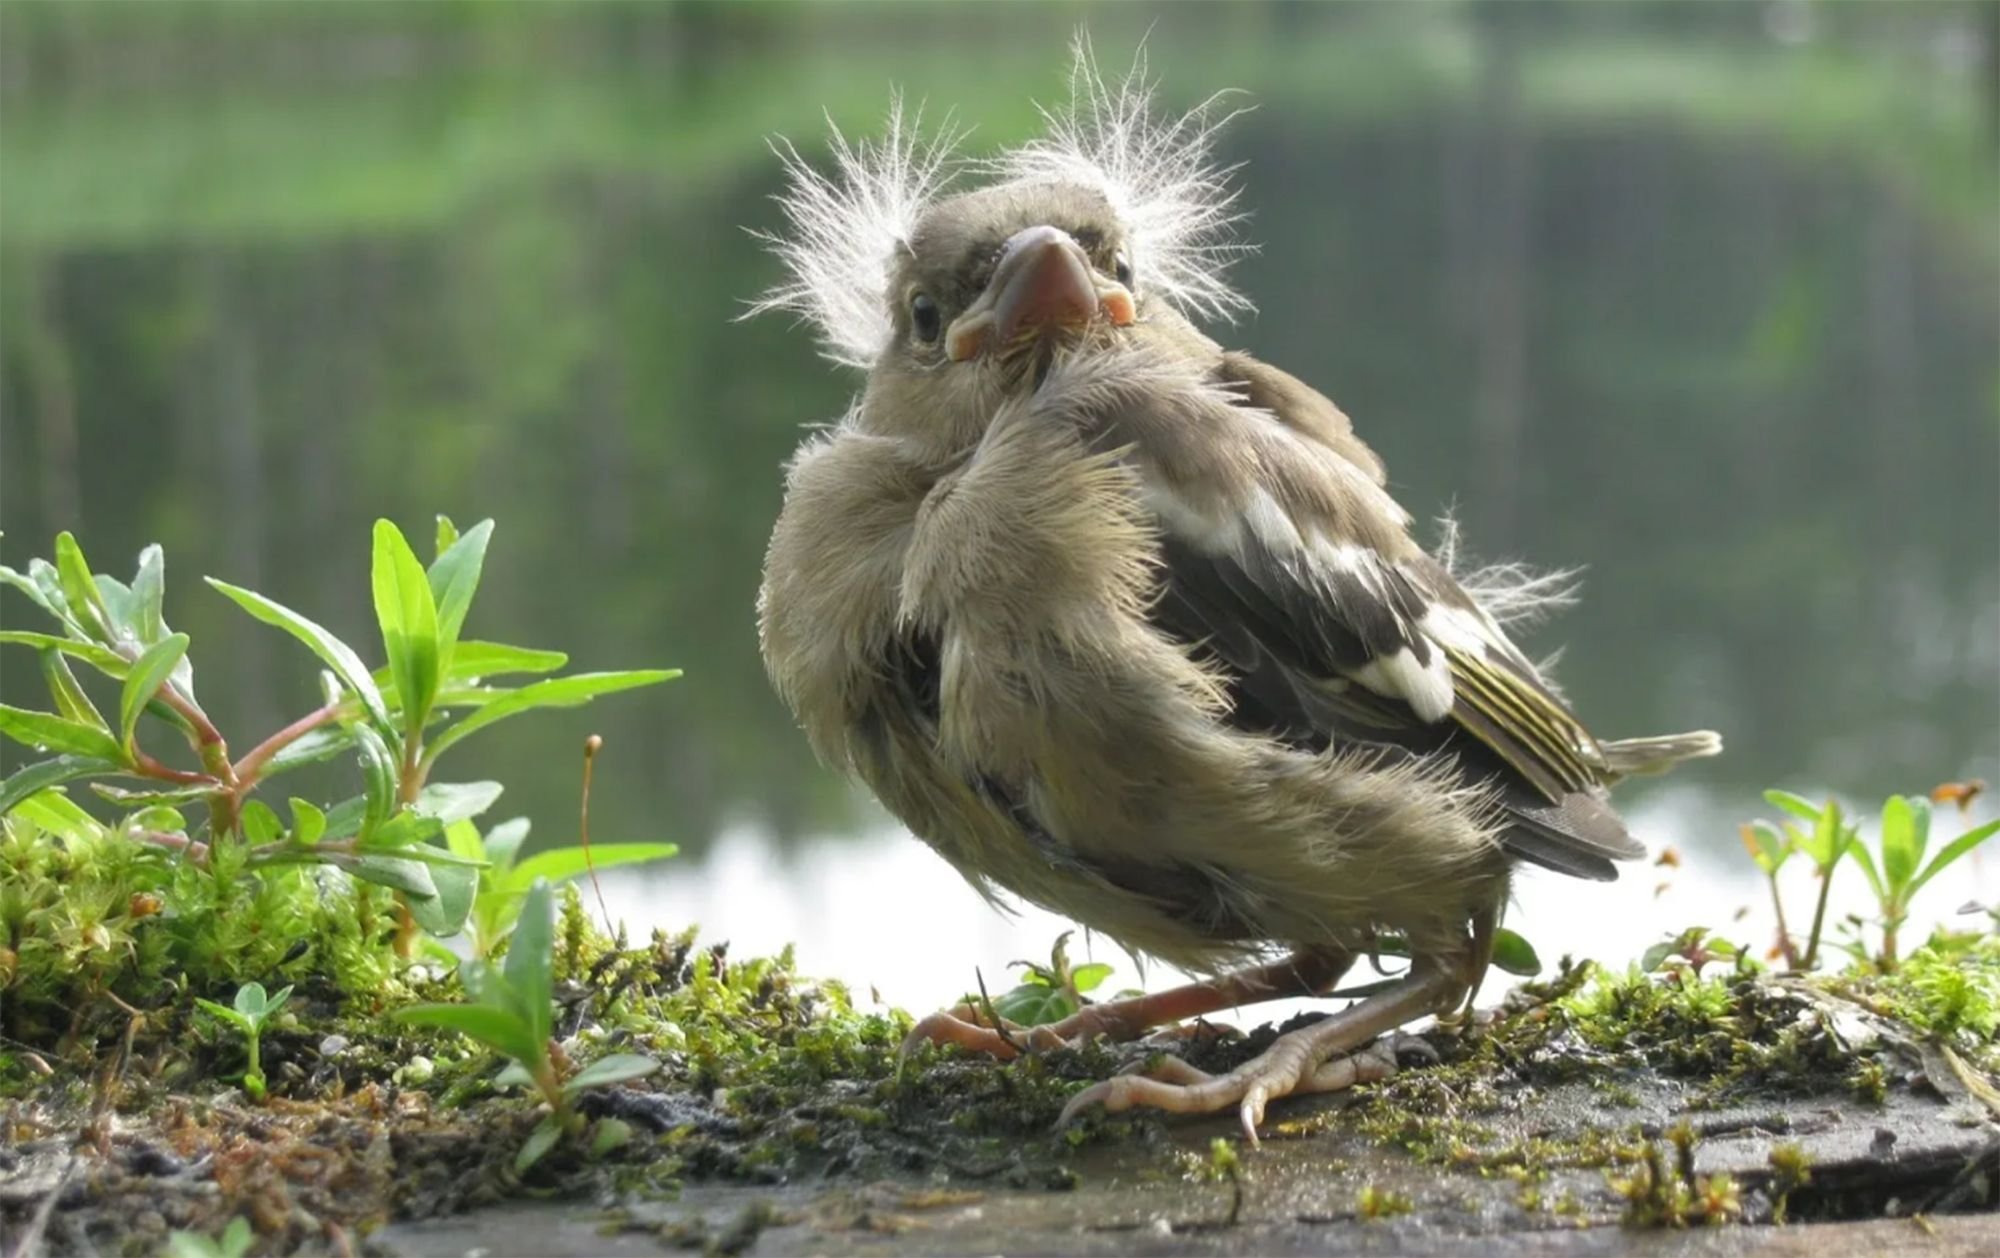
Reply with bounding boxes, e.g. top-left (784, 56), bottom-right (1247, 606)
top-left (982, 930), bottom-right (1125, 1027)
top-left (394, 881), bottom-right (658, 1173)
top-left (193, 981), bottom-right (292, 1102)
top-left (1356, 1183), bottom-right (1413, 1220)
top-left (1847, 1058), bottom-right (1888, 1105)
top-left (166, 1217), bottom-right (253, 1258)
top-left (1767, 1142), bottom-right (1811, 1225)
top-left (1200, 1136), bottom-right (1245, 1226)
